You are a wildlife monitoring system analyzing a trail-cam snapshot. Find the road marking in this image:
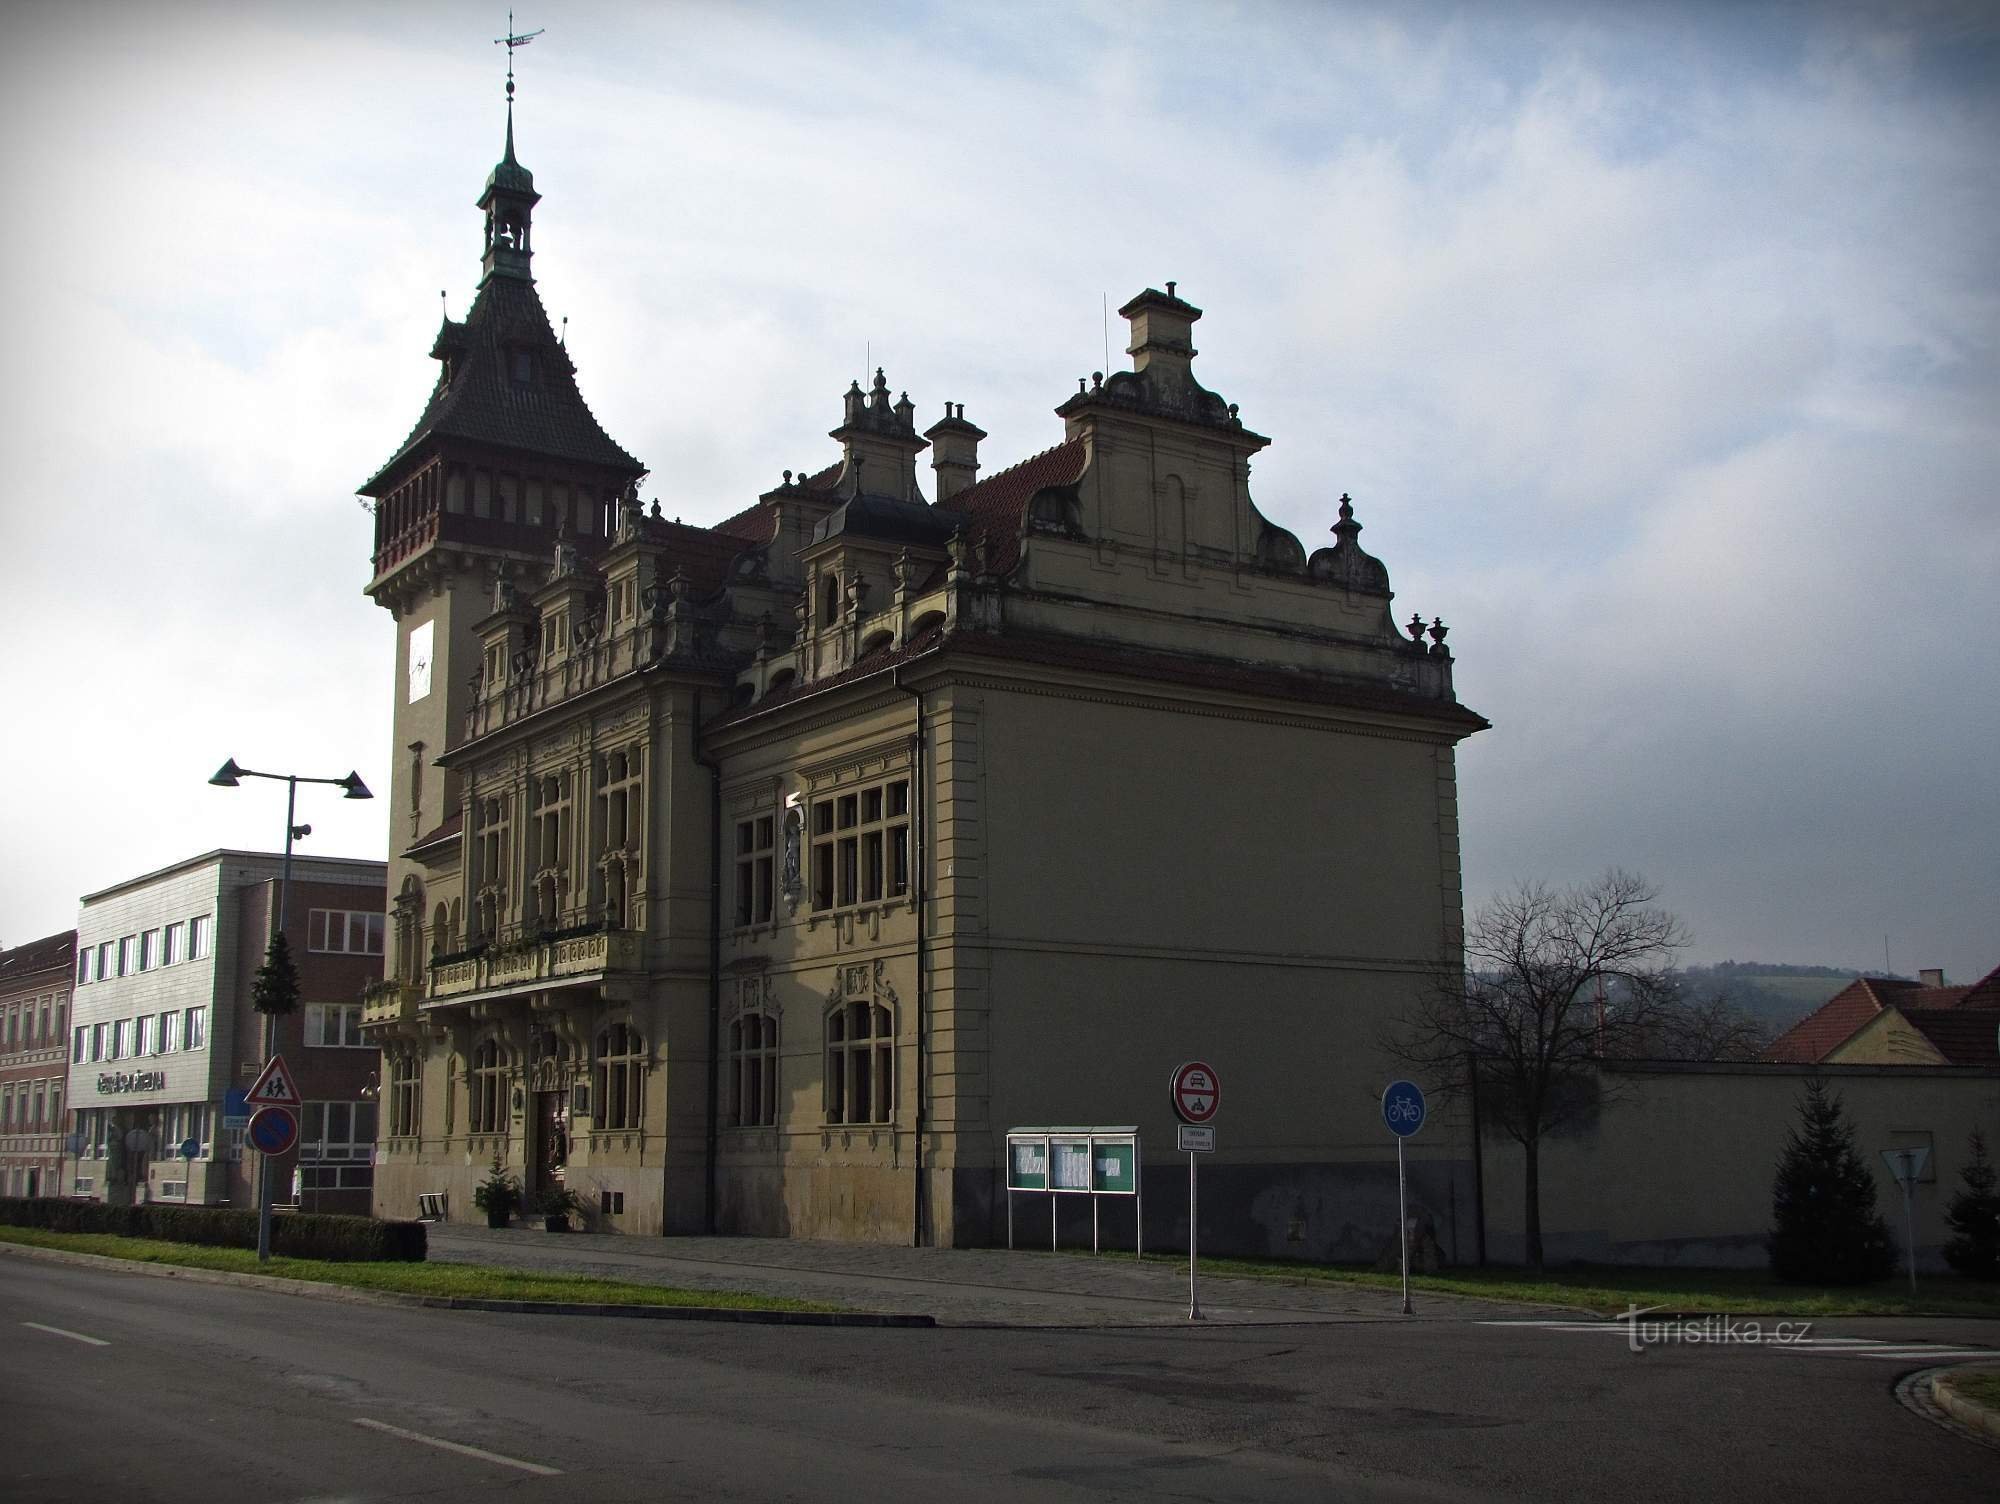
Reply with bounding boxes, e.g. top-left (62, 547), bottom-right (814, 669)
top-left (1481, 1321), bottom-right (1996, 1362)
top-left (351, 1417), bottom-right (561, 1476)
top-left (21, 1321), bottom-right (109, 1347)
